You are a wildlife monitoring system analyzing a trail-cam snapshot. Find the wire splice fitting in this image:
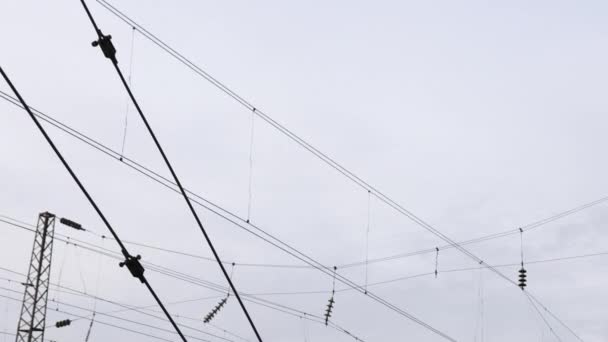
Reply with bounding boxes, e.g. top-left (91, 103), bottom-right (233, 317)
top-left (119, 252), bottom-right (145, 283)
top-left (91, 30), bottom-right (117, 64)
